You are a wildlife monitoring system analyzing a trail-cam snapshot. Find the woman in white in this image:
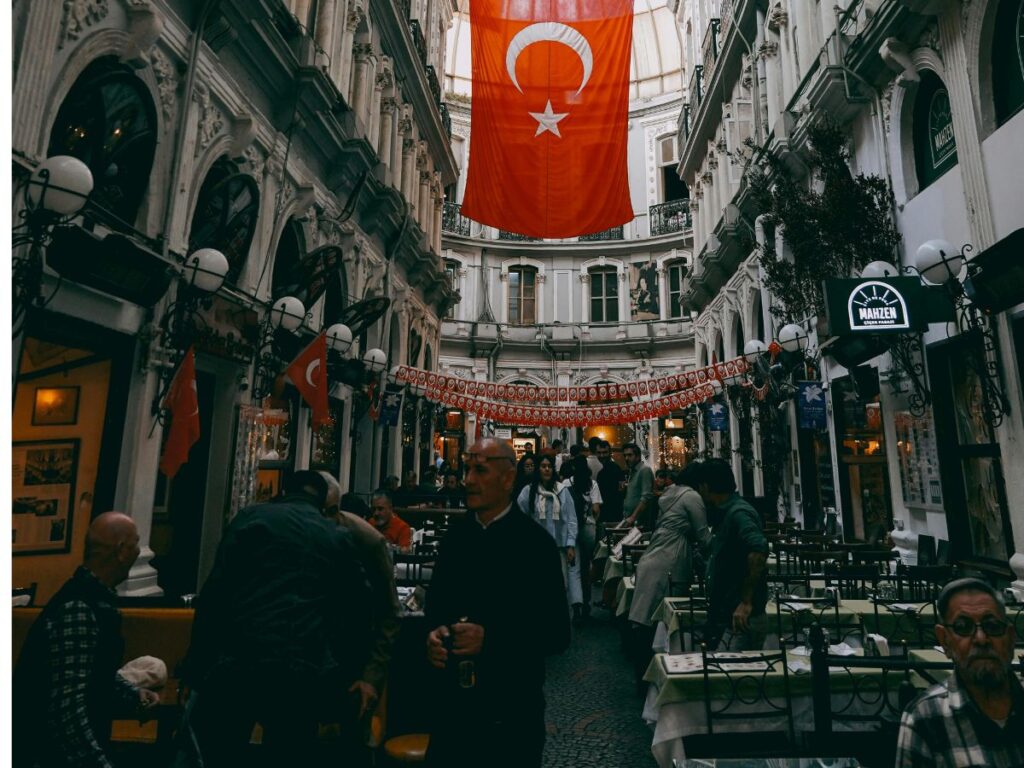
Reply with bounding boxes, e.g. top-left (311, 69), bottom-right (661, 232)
top-left (518, 455), bottom-right (580, 613)
top-left (563, 455), bottom-right (602, 623)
